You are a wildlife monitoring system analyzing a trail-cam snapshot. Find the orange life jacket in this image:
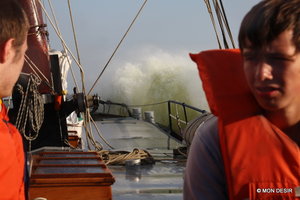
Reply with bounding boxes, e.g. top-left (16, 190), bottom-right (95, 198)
top-left (0, 103), bottom-right (25, 200)
top-left (190, 49), bottom-right (300, 200)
